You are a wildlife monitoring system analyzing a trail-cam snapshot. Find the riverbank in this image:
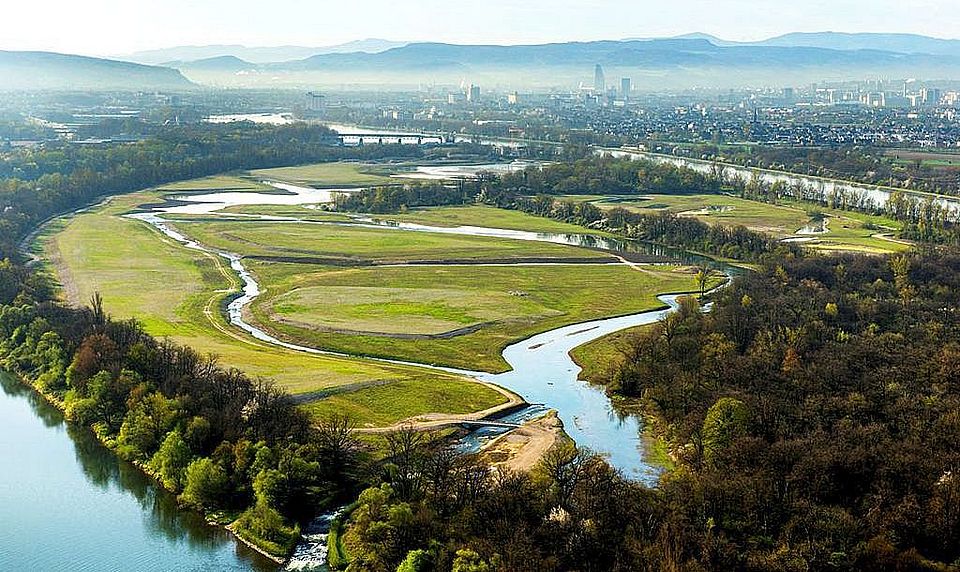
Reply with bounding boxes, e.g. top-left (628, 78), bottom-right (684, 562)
top-left (0, 365), bottom-right (290, 565)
